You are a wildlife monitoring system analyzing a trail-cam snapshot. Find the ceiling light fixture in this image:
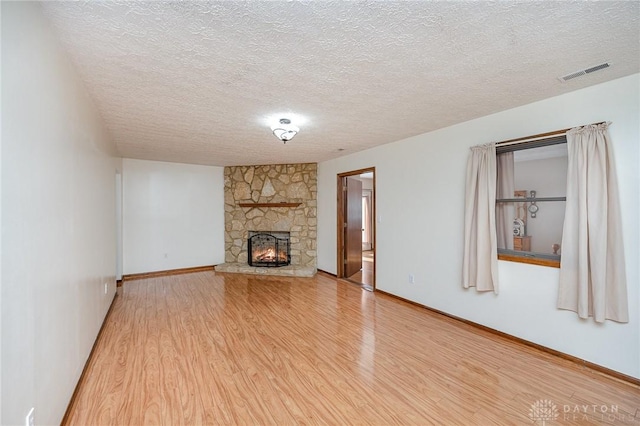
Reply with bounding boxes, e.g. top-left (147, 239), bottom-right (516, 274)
top-left (271, 118), bottom-right (299, 144)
